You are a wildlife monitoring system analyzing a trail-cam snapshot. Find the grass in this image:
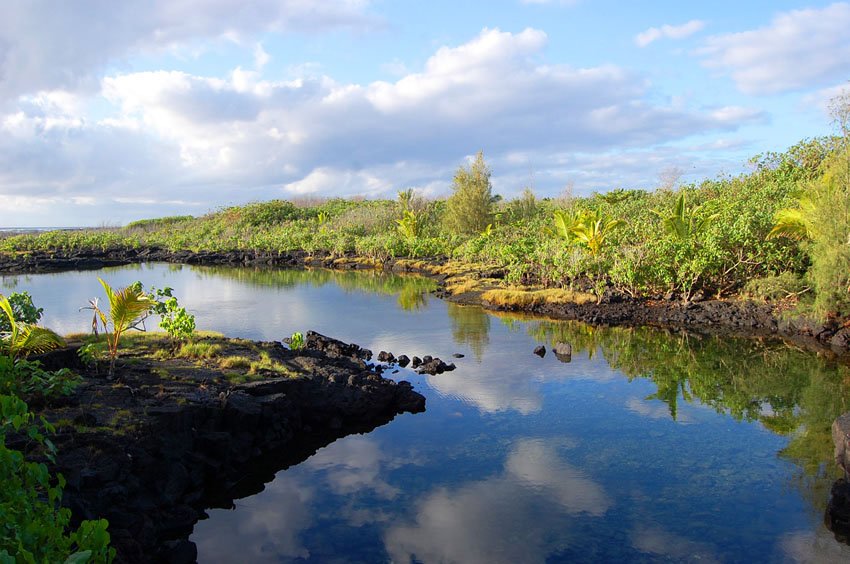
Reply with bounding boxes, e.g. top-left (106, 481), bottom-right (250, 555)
top-left (218, 356), bottom-right (252, 369)
top-left (481, 287), bottom-right (597, 308)
top-left (176, 341), bottom-right (223, 359)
